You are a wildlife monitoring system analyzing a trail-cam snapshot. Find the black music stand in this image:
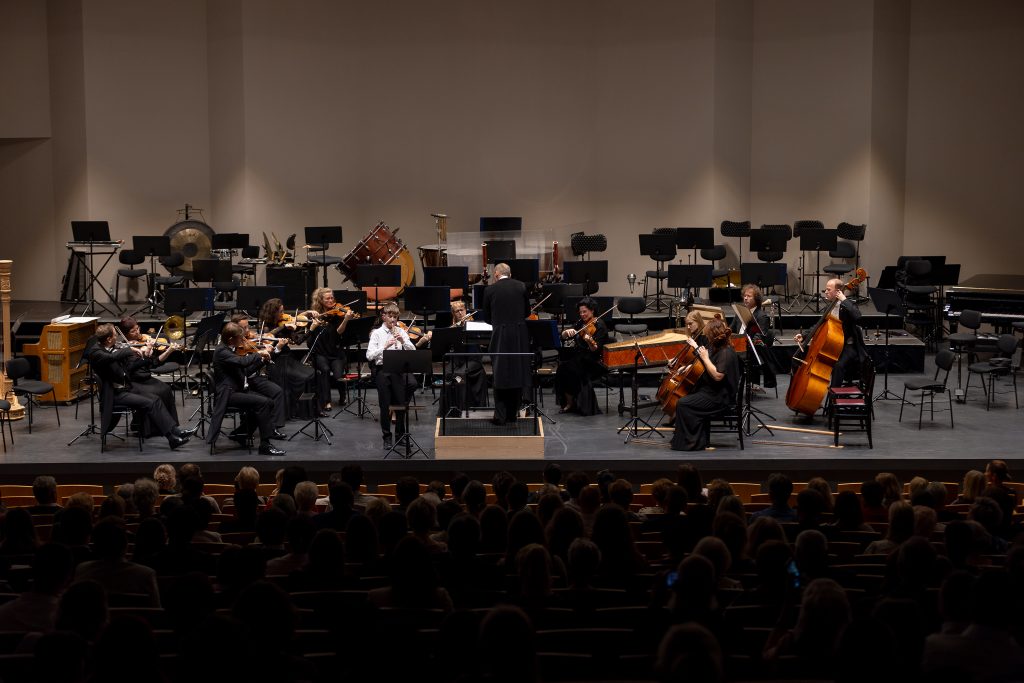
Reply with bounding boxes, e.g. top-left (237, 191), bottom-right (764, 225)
top-left (70, 221), bottom-right (119, 316)
top-left (191, 259), bottom-right (232, 286)
top-left (525, 318), bottom-right (561, 424)
top-left (617, 340), bottom-right (661, 442)
top-left (404, 286), bottom-right (450, 340)
top-left (731, 304), bottom-right (776, 435)
top-left (868, 287), bottom-right (912, 404)
top-left (184, 312), bottom-right (227, 438)
top-left (563, 260), bottom-right (607, 297)
top-left (667, 265), bottom-right (713, 304)
top-left (382, 349), bottom-right (432, 459)
top-left (747, 230), bottom-right (790, 300)
top-left (132, 235), bottom-right (172, 316)
top-left (236, 286), bottom-right (286, 316)
top-left (431, 325), bottom-right (466, 419)
top-left (336, 316), bottom-right (377, 420)
top-left (211, 232), bottom-right (248, 260)
top-left (540, 283), bottom-right (571, 320)
top-left (424, 266), bottom-right (469, 294)
top-left (291, 324), bottom-right (334, 444)
top-left (639, 233), bottom-right (676, 311)
top-left (480, 217), bottom-right (522, 233)
top-left (164, 287), bottom-right (212, 318)
top-left (305, 226), bottom-right (344, 288)
top-left (796, 229), bottom-right (838, 314)
top-left (355, 264), bottom-right (401, 308)
top-left (674, 227), bottom-right (715, 264)
top-left (484, 240), bottom-right (517, 263)
top-left (508, 259), bottom-right (540, 286)
top-left (332, 290), bottom-right (369, 315)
